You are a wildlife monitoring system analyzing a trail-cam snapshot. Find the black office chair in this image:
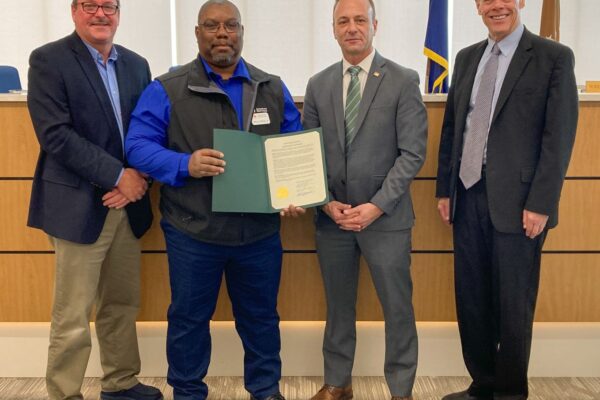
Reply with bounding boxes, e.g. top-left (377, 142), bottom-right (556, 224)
top-left (0, 66), bottom-right (22, 93)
